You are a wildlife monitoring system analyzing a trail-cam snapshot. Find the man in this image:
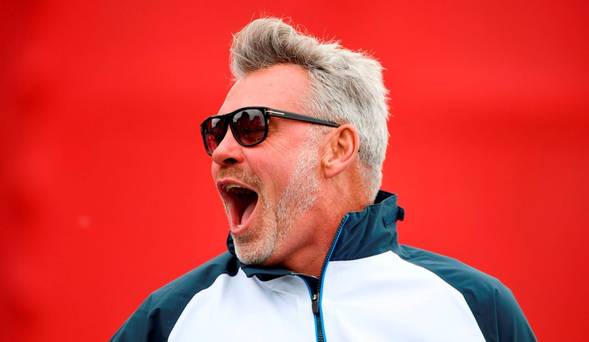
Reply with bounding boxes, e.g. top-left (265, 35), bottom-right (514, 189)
top-left (112, 18), bottom-right (536, 341)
